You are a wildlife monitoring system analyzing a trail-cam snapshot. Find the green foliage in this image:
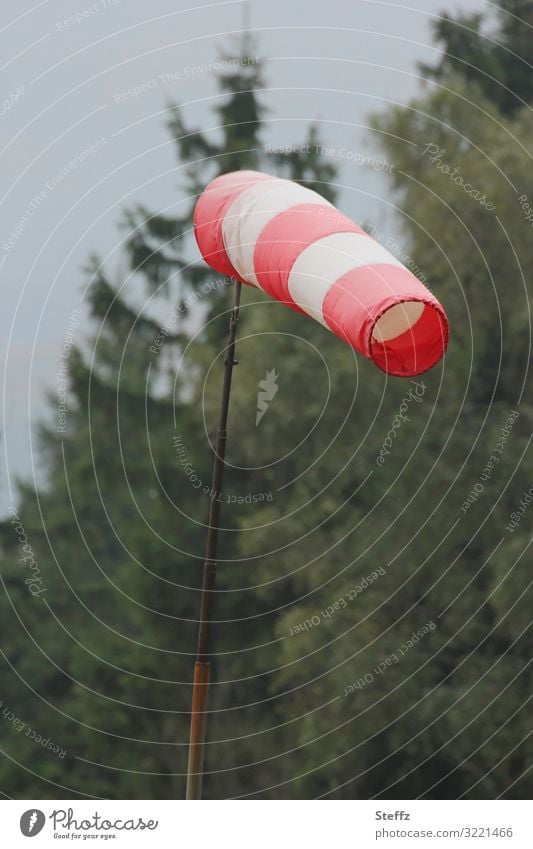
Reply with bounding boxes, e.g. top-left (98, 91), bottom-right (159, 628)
top-left (421, 1), bottom-right (533, 116)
